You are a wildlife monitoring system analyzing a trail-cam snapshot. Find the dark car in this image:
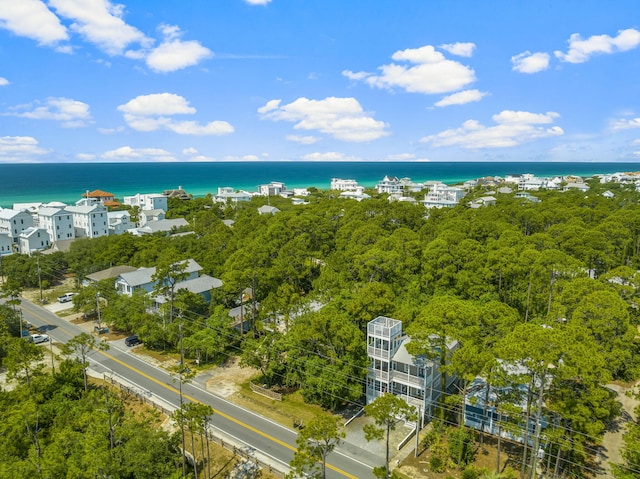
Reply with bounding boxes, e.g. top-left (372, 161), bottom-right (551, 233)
top-left (124, 335), bottom-right (142, 347)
